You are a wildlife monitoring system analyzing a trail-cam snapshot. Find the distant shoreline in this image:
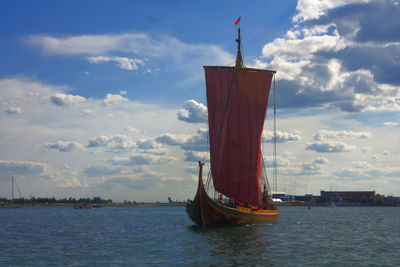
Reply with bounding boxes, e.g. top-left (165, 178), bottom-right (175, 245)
top-left (1, 202), bottom-right (186, 207)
